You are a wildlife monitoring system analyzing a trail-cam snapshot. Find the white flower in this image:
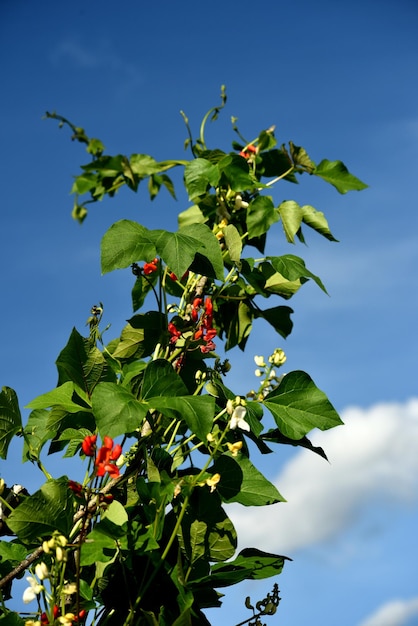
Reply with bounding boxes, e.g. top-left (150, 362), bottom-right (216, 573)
top-left (226, 399), bottom-right (234, 415)
top-left (22, 576), bottom-right (43, 604)
top-left (269, 348), bottom-right (287, 367)
top-left (254, 355), bottom-right (266, 368)
top-left (230, 406), bottom-right (250, 432)
top-left (34, 562), bottom-right (49, 580)
top-left (234, 194), bottom-right (249, 210)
